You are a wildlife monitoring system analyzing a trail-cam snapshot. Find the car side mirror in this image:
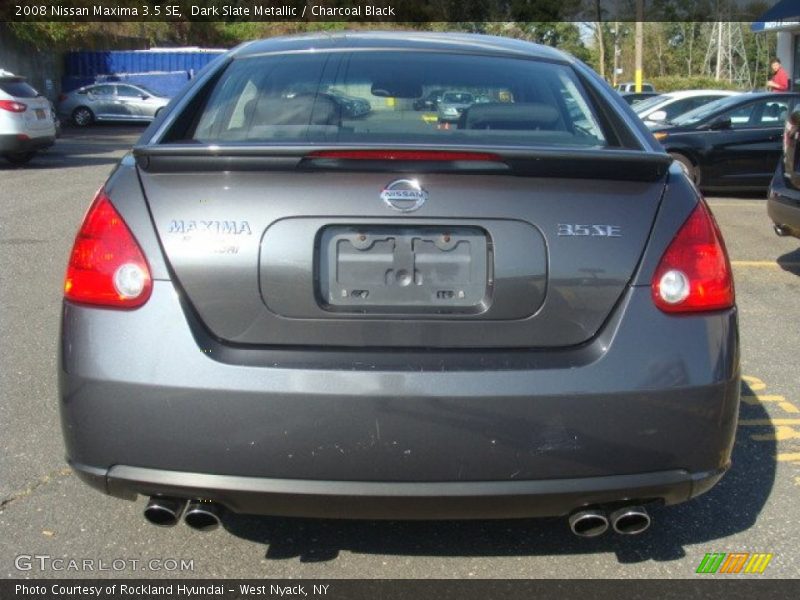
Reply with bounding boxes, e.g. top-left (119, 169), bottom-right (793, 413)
top-left (648, 110), bottom-right (667, 123)
top-left (708, 117), bottom-right (732, 131)
top-left (140, 94), bottom-right (150, 100)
